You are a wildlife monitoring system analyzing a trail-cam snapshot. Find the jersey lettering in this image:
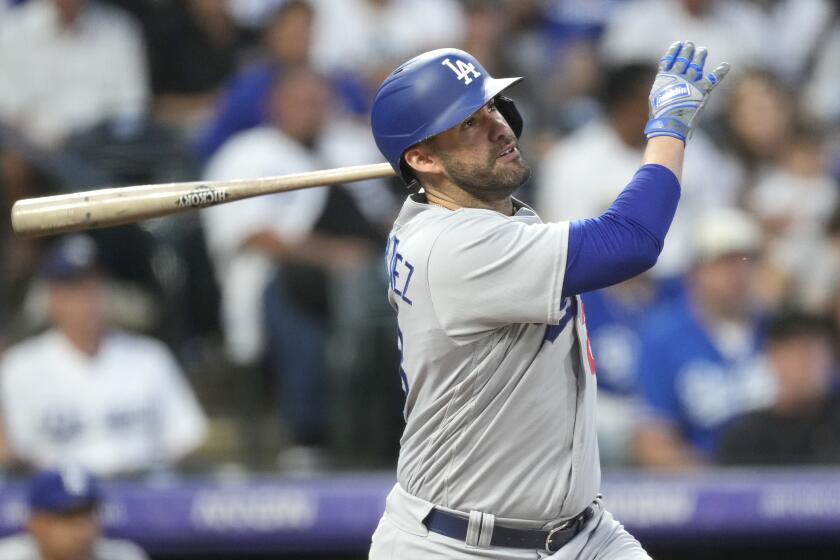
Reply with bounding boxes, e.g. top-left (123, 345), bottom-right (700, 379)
top-left (386, 234), bottom-right (414, 305)
top-left (441, 58), bottom-right (481, 85)
top-left (42, 409), bottom-right (84, 442)
top-left (106, 404), bottom-right (155, 432)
